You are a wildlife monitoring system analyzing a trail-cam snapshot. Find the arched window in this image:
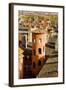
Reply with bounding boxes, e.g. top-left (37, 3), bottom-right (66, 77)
top-left (33, 39), bottom-right (35, 43)
top-left (27, 55), bottom-right (29, 59)
top-left (38, 48), bottom-right (41, 54)
top-left (38, 60), bottom-right (41, 66)
top-left (39, 39), bottom-right (41, 43)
